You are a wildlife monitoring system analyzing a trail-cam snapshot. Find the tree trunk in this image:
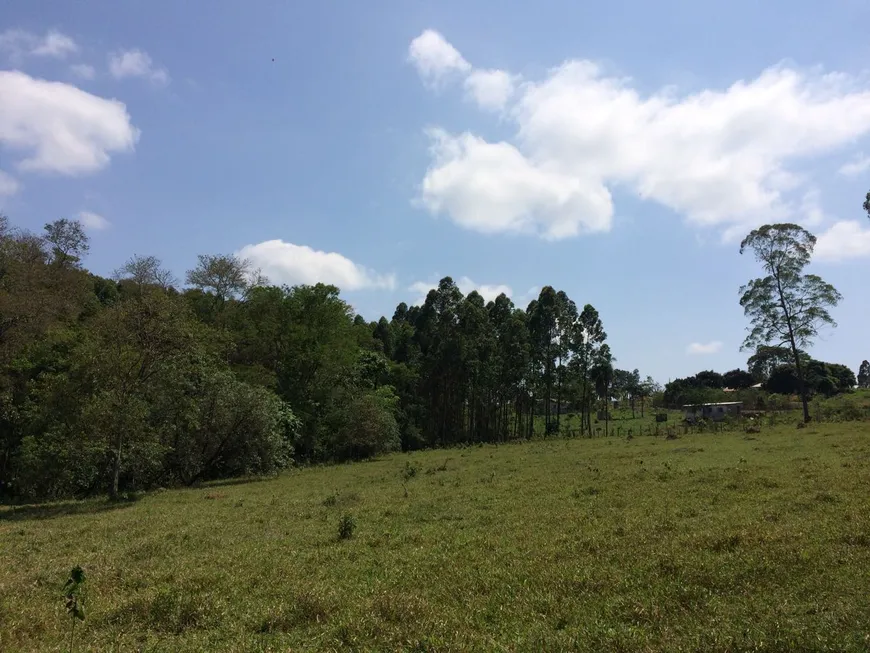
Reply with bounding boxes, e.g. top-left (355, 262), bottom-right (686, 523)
top-left (110, 433), bottom-right (122, 500)
top-left (791, 343), bottom-right (810, 422)
top-left (545, 353), bottom-right (551, 433)
top-left (774, 269), bottom-right (810, 423)
top-left (580, 363), bottom-right (588, 437)
top-left (556, 351), bottom-right (562, 432)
